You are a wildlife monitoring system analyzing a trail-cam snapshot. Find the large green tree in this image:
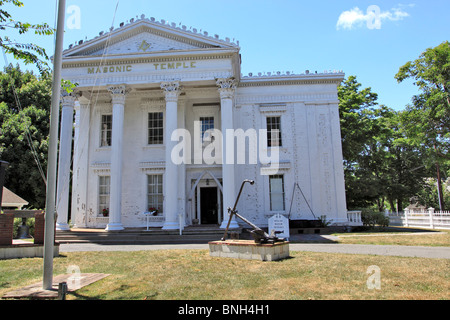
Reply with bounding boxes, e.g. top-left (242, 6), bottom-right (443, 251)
top-left (395, 41), bottom-right (450, 210)
top-left (338, 76), bottom-right (384, 209)
top-left (338, 76), bottom-right (427, 211)
top-left (375, 108), bottom-right (428, 212)
top-left (0, 65), bottom-right (51, 208)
